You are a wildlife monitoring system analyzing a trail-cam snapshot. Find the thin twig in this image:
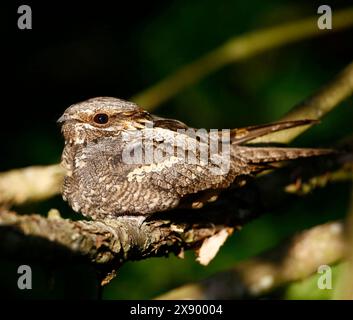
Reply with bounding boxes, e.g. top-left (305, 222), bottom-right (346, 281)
top-left (285, 163), bottom-right (353, 195)
top-left (251, 61), bottom-right (353, 144)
